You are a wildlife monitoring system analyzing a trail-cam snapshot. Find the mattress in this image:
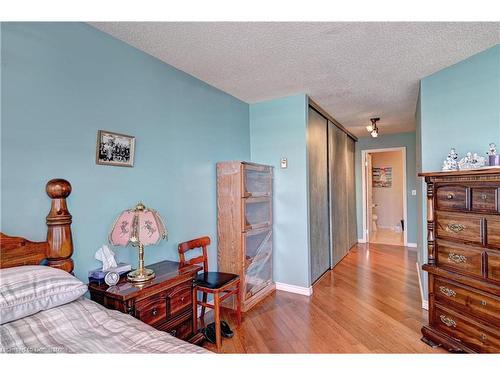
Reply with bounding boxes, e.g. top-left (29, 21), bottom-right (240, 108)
top-left (0, 297), bottom-right (208, 354)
